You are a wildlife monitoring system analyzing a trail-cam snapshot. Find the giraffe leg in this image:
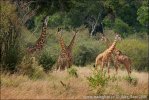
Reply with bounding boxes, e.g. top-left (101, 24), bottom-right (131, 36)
top-left (95, 60), bottom-right (100, 70)
top-left (129, 60), bottom-right (132, 74)
top-left (129, 65), bottom-right (131, 74)
top-left (125, 64), bottom-right (130, 75)
top-left (94, 63), bottom-right (98, 70)
top-left (107, 61), bottom-right (110, 76)
top-left (101, 61), bottom-right (105, 72)
top-left (128, 65), bottom-right (131, 75)
top-left (114, 60), bottom-right (119, 75)
top-left (115, 65), bottom-right (118, 75)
